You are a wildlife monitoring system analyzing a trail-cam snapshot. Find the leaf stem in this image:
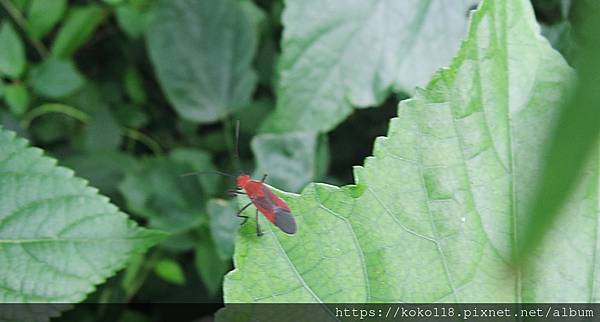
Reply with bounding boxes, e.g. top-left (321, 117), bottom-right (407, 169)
top-left (0, 0), bottom-right (49, 58)
top-left (22, 104), bottom-right (164, 156)
top-left (20, 103), bottom-right (91, 128)
top-left (121, 127), bottom-right (163, 156)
